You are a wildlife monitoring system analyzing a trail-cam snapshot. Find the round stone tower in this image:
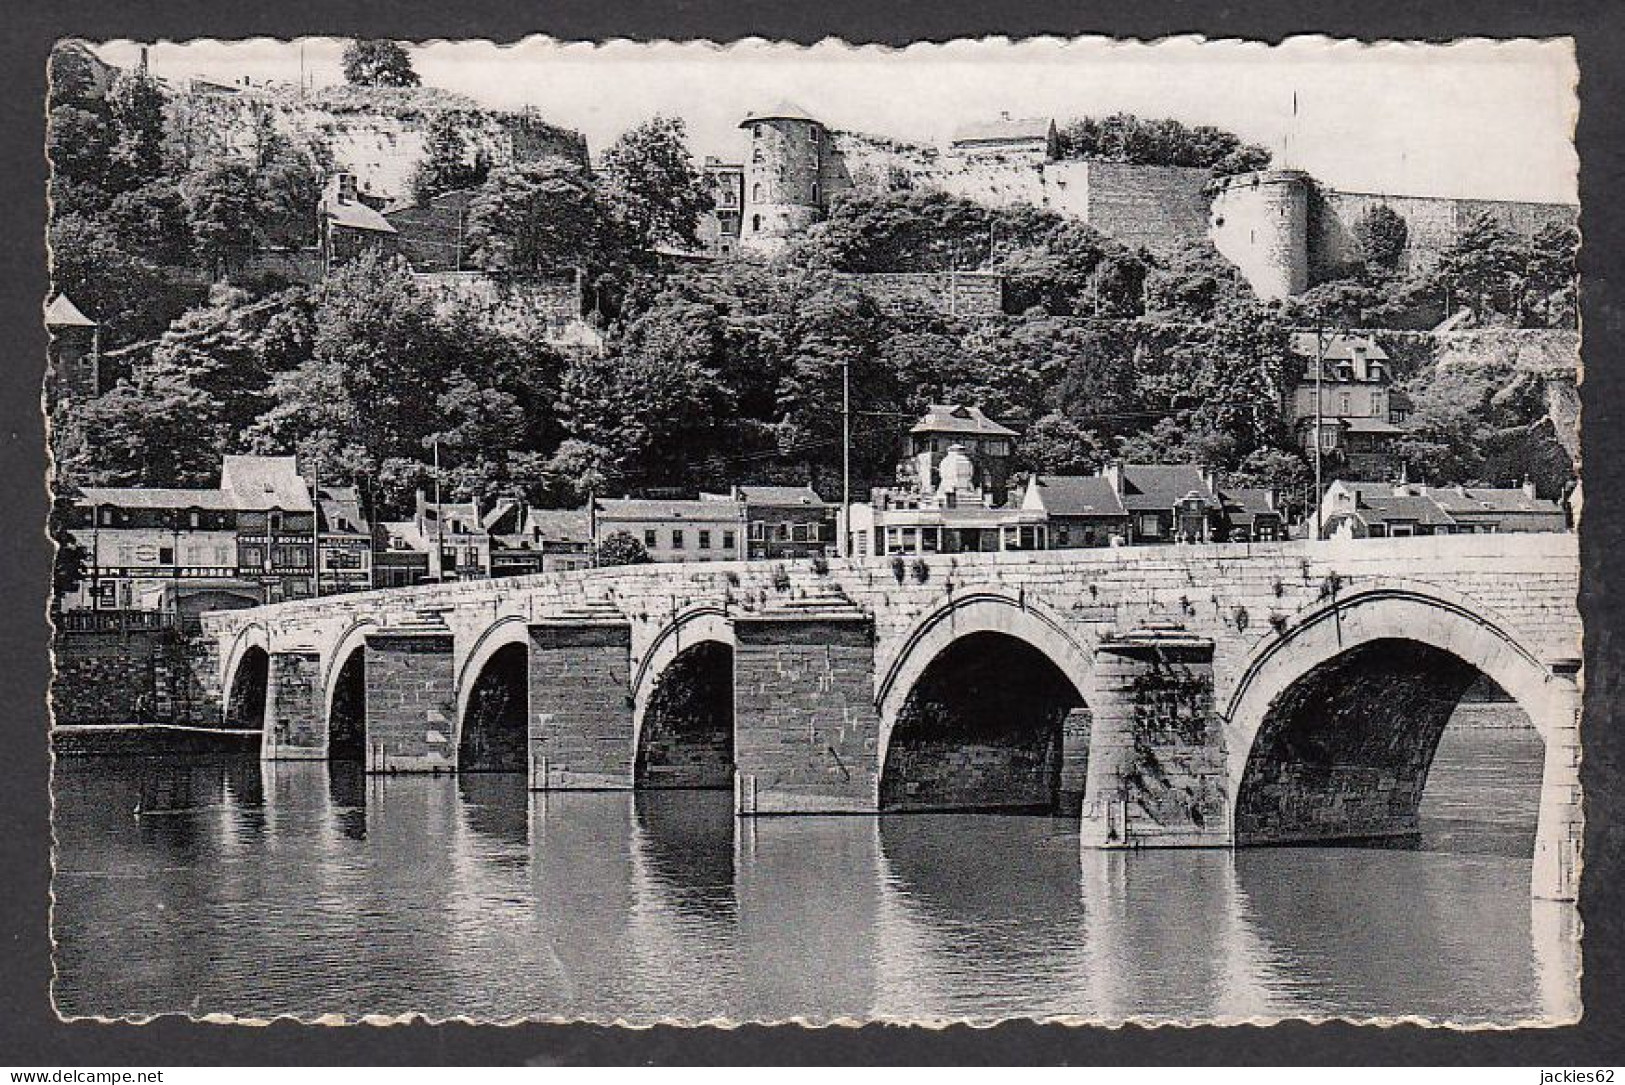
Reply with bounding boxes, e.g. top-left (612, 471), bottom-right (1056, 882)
top-left (739, 102), bottom-right (827, 254)
top-left (1208, 169), bottom-right (1312, 300)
